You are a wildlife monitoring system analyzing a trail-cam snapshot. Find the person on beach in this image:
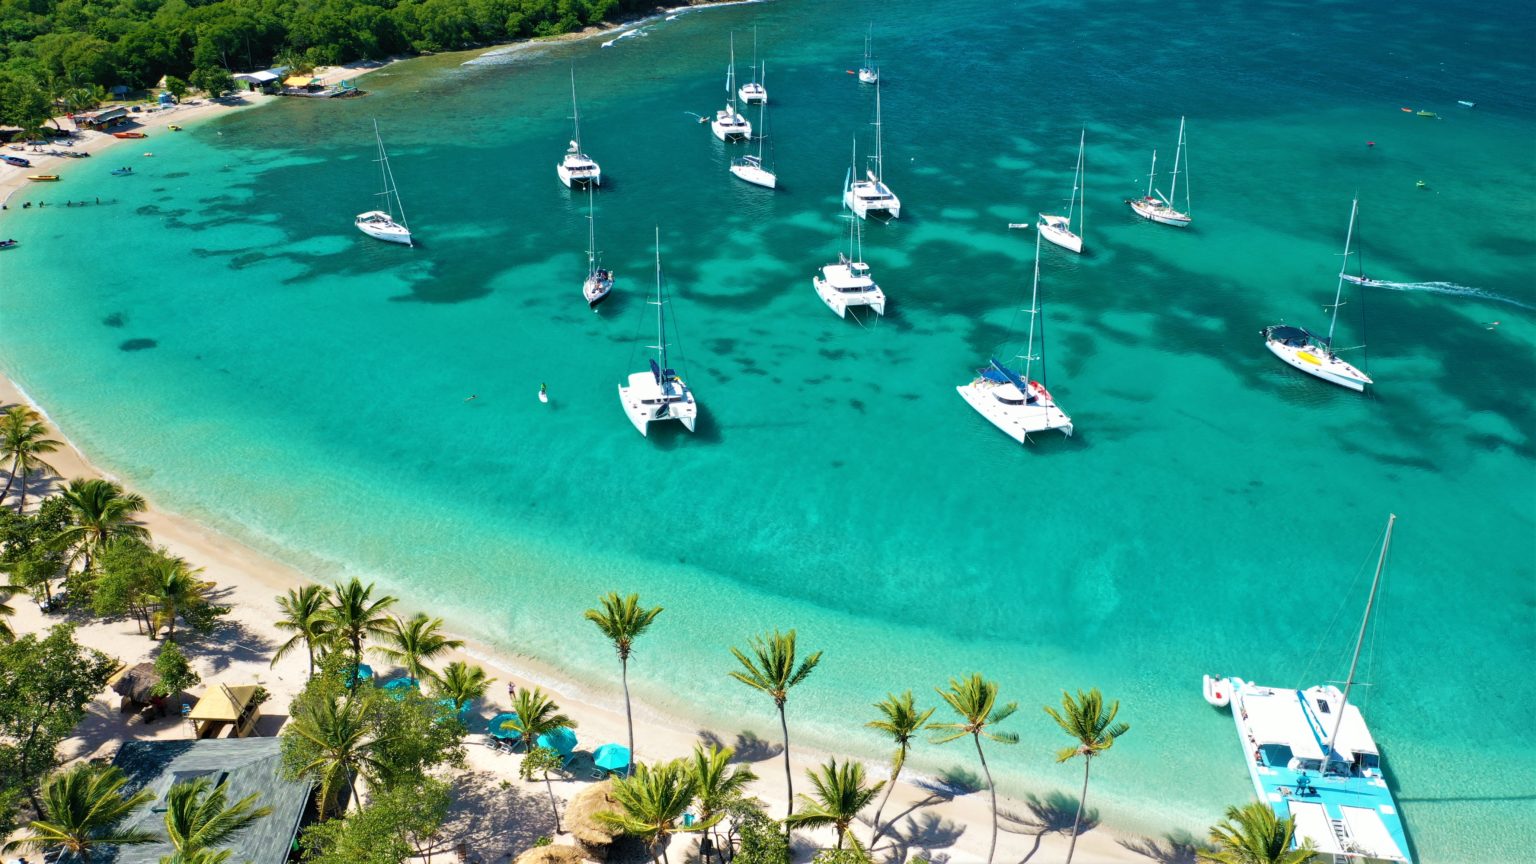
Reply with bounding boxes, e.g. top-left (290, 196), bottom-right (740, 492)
top-left (506, 681), bottom-right (516, 699)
